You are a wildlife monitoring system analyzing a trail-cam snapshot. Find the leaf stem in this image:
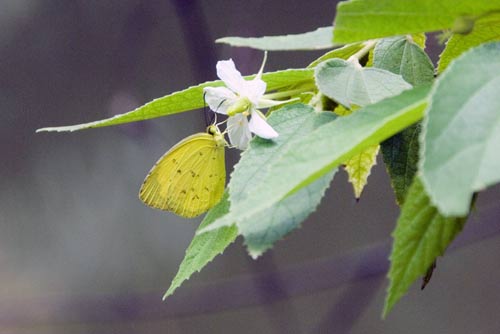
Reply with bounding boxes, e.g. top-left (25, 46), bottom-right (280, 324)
top-left (263, 85), bottom-right (316, 99)
top-left (348, 40), bottom-right (377, 63)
